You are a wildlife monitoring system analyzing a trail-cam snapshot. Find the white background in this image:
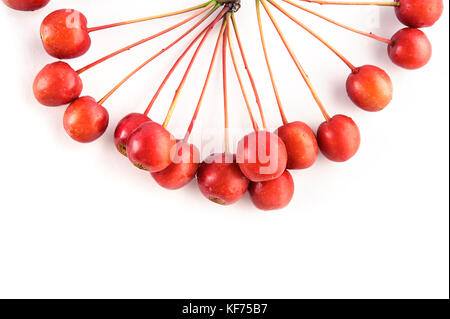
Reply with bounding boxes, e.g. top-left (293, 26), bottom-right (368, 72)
top-left (0, 0), bottom-right (448, 299)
